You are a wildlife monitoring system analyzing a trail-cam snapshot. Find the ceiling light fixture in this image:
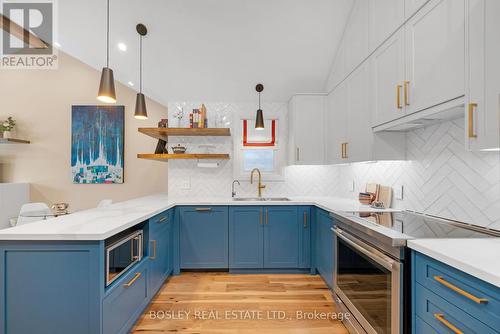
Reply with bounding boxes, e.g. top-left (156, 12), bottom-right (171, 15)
top-left (97, 0), bottom-right (117, 104)
top-left (255, 84), bottom-right (264, 130)
top-left (117, 42), bottom-right (127, 52)
top-left (134, 23), bottom-right (148, 120)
